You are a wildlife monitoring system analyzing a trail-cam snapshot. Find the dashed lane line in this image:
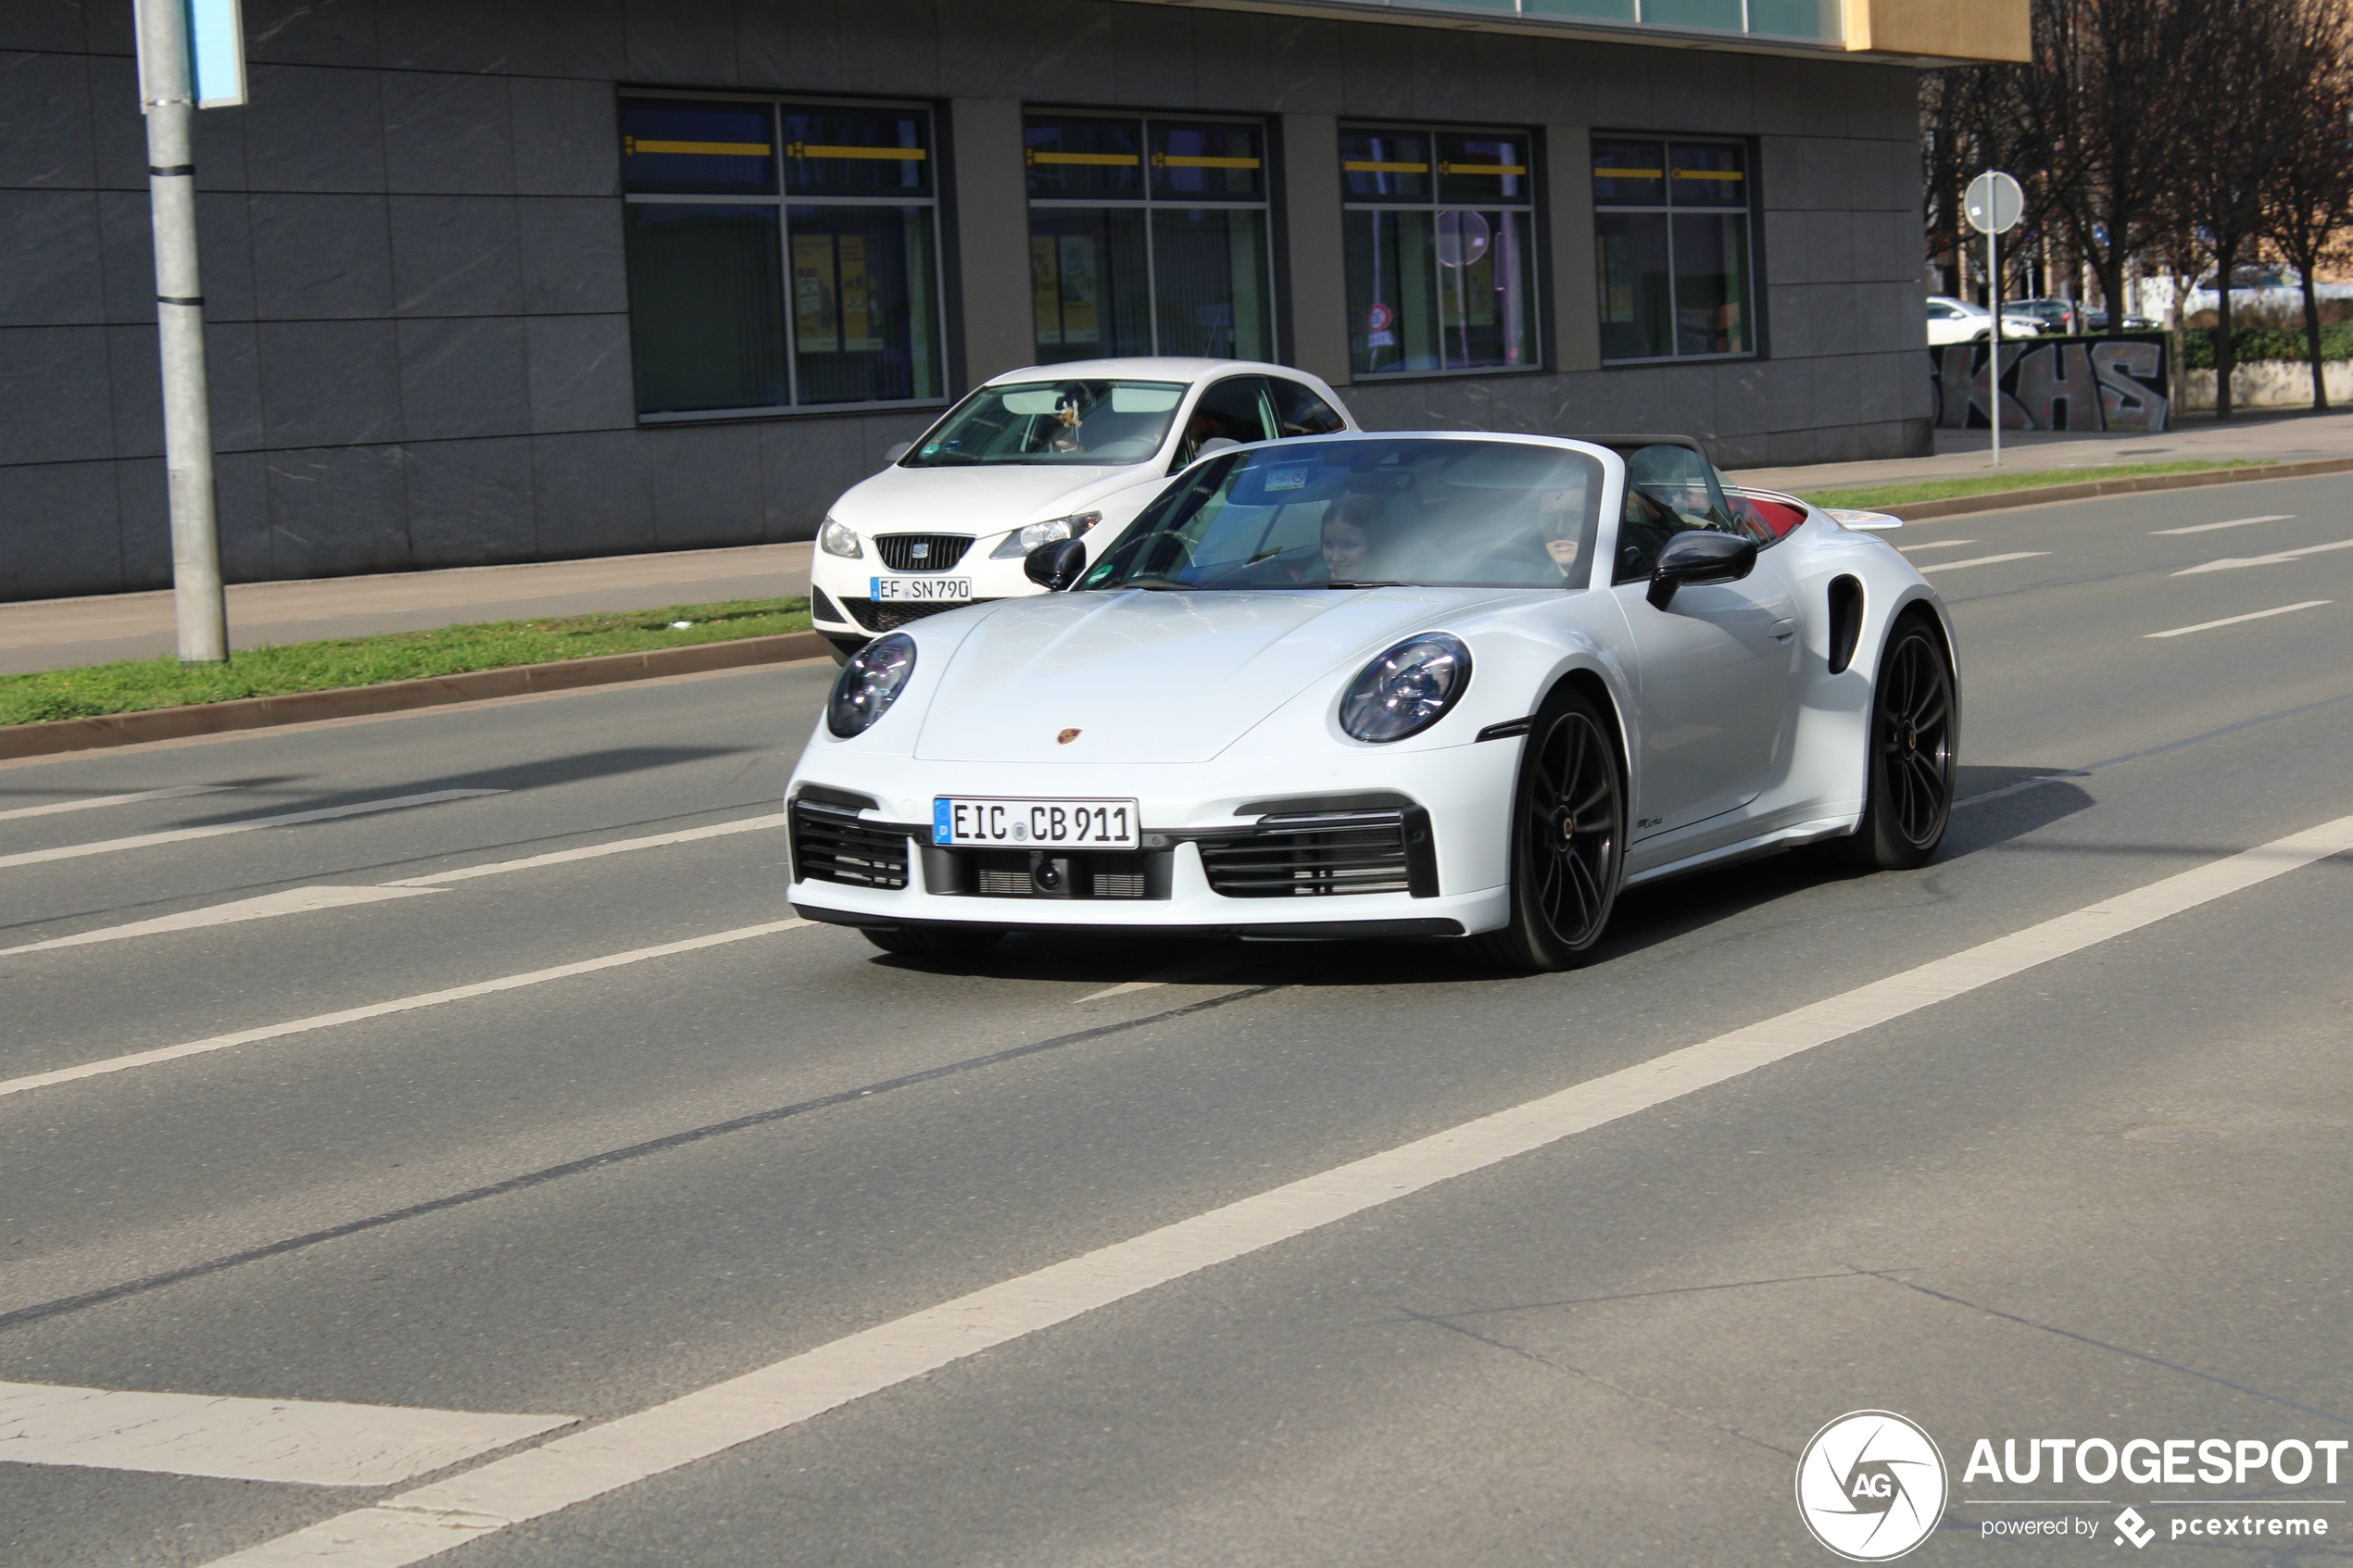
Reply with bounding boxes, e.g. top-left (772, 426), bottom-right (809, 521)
top-left (384, 811), bottom-right (784, 886)
top-left (0, 885), bottom-right (438, 957)
top-left (2151, 513), bottom-right (2295, 536)
top-left (202, 813), bottom-right (2353, 1568)
top-left (2175, 537), bottom-right (2353, 575)
top-left (0, 919), bottom-right (812, 1101)
top-left (1916, 551), bottom-right (2051, 573)
top-left (0, 784), bottom-right (235, 822)
top-left (0, 790), bottom-right (505, 871)
top-left (2145, 600), bottom-right (2333, 640)
top-left (0, 1381), bottom-right (574, 1488)
top-left (1894, 539), bottom-right (1979, 553)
